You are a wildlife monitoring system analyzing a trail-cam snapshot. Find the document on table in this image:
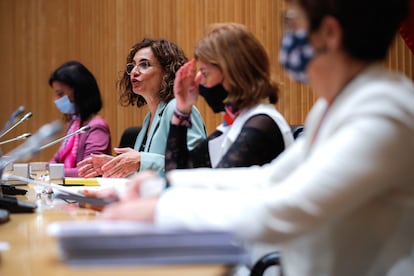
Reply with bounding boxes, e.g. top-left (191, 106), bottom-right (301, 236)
top-left (47, 220), bottom-right (249, 266)
top-left (51, 177), bottom-right (128, 205)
